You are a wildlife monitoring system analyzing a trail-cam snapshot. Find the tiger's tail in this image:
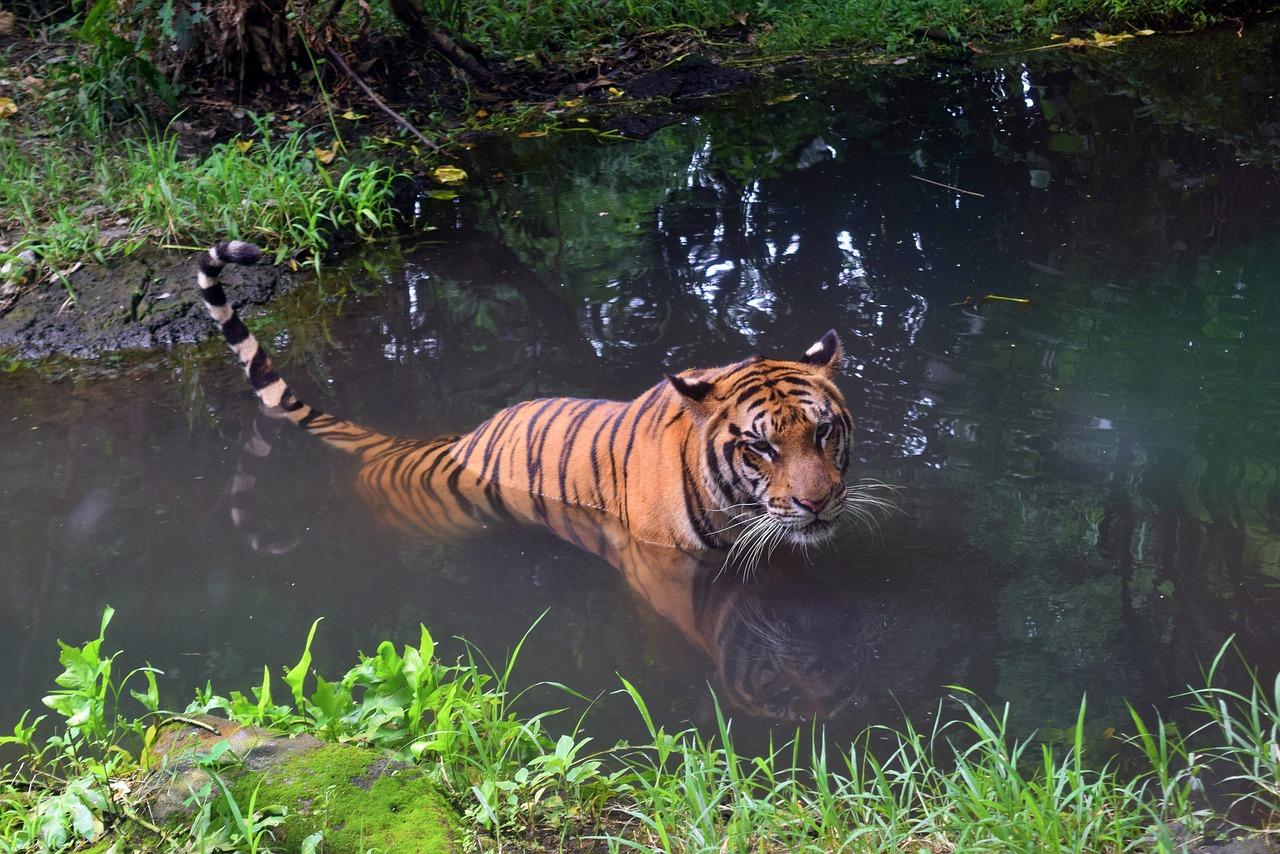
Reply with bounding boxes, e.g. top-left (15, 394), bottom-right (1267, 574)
top-left (196, 241), bottom-right (394, 459)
